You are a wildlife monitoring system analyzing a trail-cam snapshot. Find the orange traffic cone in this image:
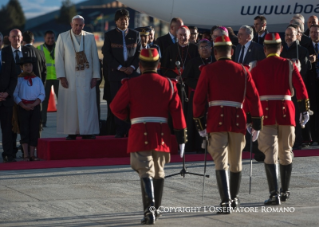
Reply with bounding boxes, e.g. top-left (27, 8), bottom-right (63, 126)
top-left (47, 86), bottom-right (57, 112)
